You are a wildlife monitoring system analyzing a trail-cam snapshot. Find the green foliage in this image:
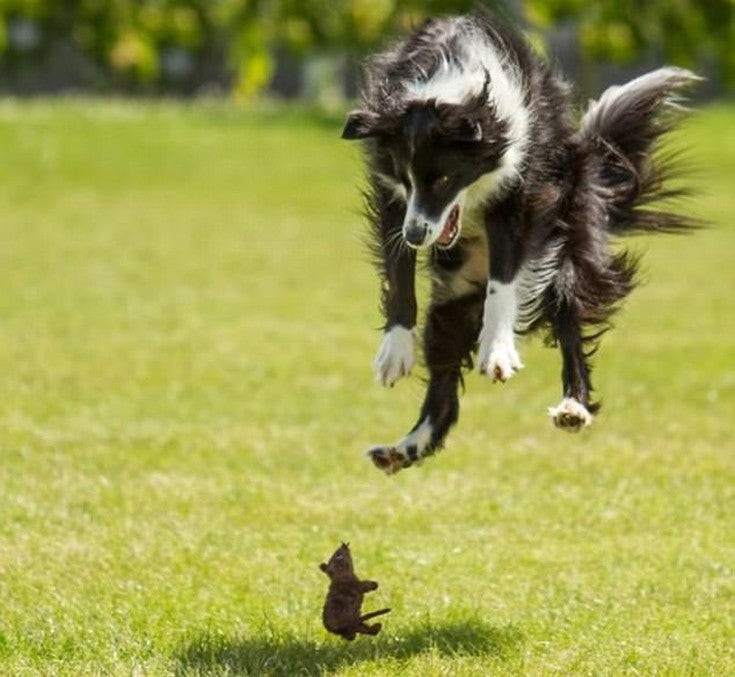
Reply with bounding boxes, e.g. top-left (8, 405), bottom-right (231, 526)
top-left (267, 0), bottom-right (489, 54)
top-left (0, 0), bottom-right (259, 91)
top-left (0, 0), bottom-right (497, 94)
top-left (524, 0), bottom-right (735, 86)
top-left (0, 1), bottom-right (731, 98)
